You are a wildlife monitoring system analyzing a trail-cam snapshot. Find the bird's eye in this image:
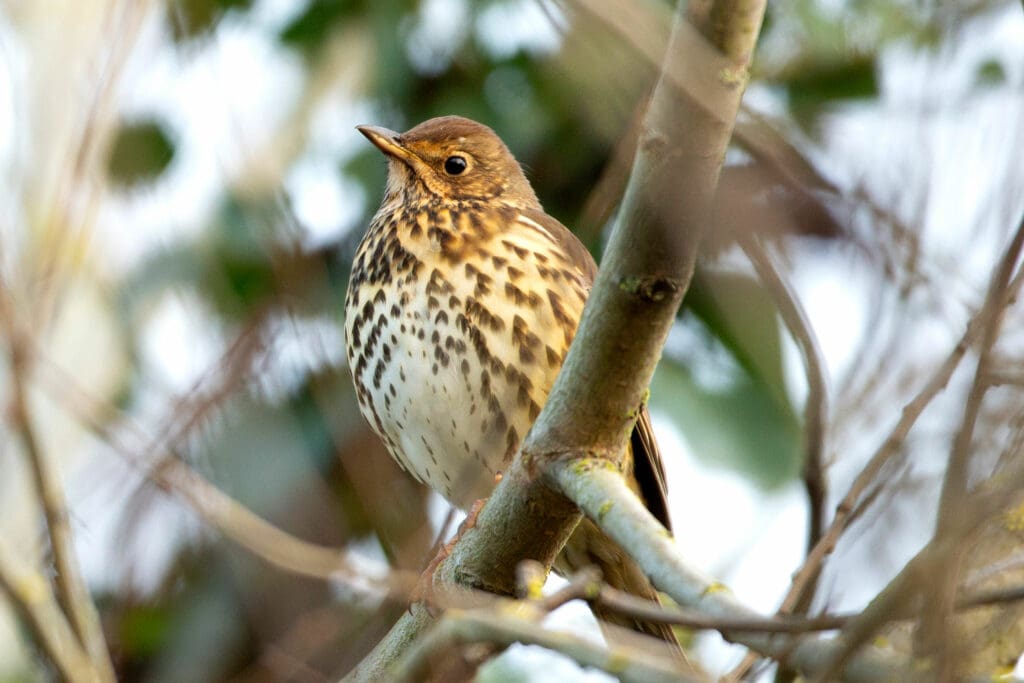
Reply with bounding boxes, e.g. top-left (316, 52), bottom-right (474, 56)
top-left (444, 155), bottom-right (468, 176)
